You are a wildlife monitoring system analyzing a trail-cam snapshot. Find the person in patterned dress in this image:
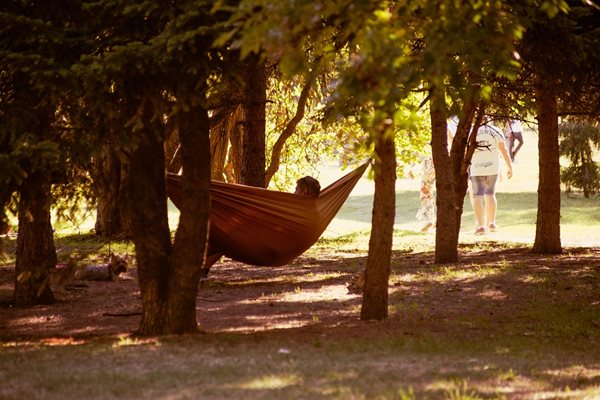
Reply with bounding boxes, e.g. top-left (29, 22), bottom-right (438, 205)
top-left (416, 156), bottom-right (436, 232)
